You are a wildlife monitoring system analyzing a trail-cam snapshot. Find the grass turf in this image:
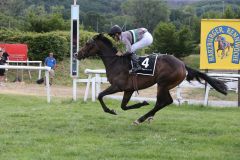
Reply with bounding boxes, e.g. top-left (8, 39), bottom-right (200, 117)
top-left (0, 94), bottom-right (239, 160)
